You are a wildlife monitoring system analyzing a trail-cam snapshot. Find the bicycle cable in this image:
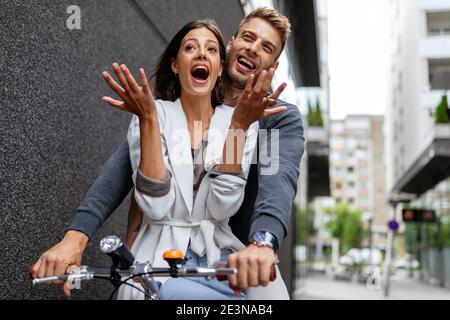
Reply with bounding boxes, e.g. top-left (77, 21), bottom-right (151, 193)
top-left (107, 273), bottom-right (153, 300)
